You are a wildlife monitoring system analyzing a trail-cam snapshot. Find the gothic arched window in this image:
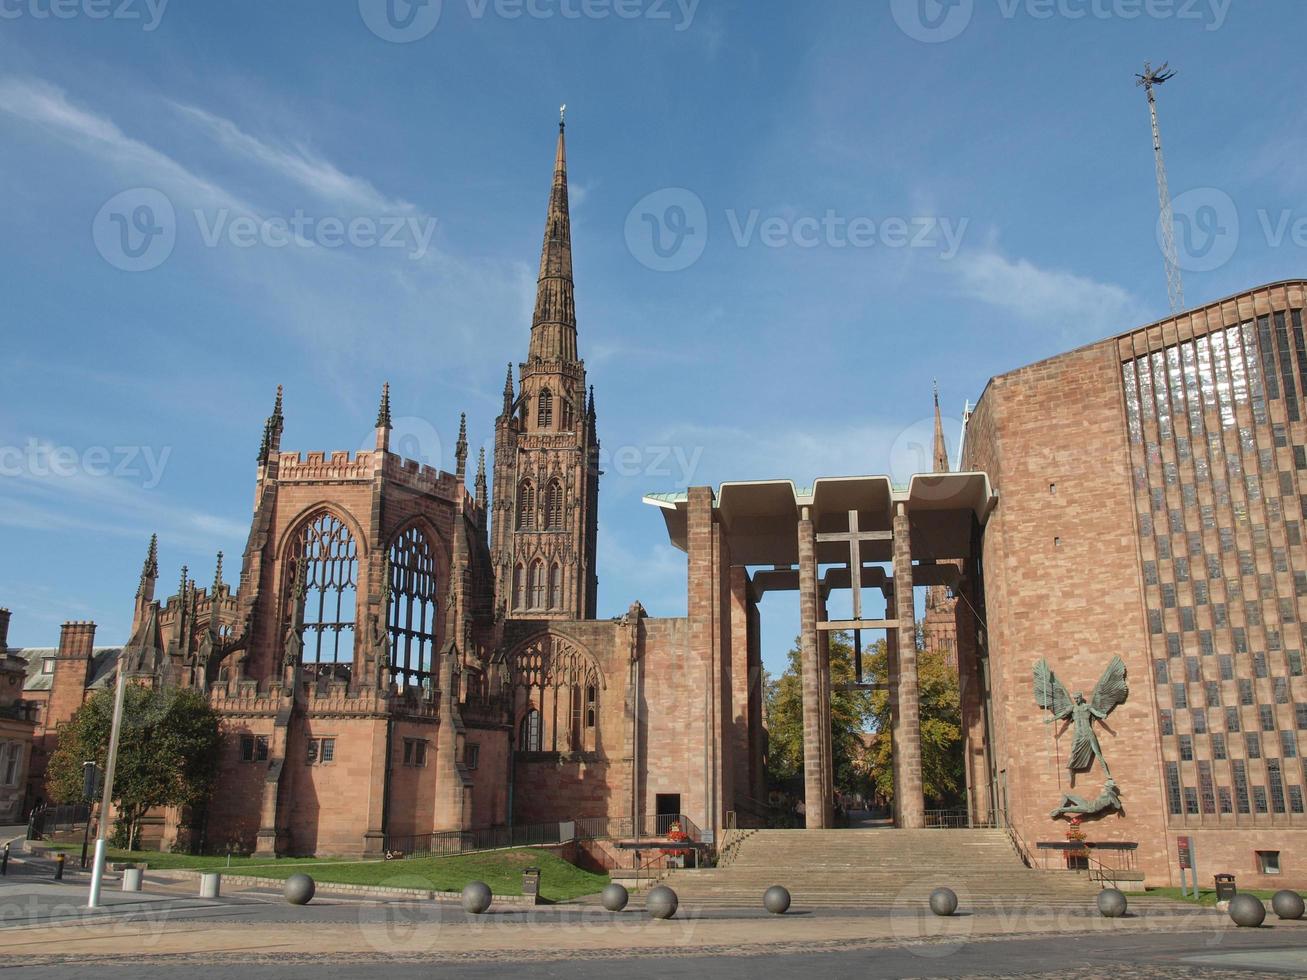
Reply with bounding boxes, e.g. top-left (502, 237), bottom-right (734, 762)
top-left (290, 511), bottom-right (358, 673)
top-left (545, 480), bottom-right (564, 531)
top-left (513, 563), bottom-right (526, 610)
top-left (548, 563), bottom-right (562, 609)
top-left (388, 524), bottom-right (438, 690)
top-left (519, 709), bottom-right (542, 752)
top-left (537, 388), bottom-right (553, 428)
top-left (529, 559), bottom-right (546, 609)
top-left (562, 392), bottom-right (575, 430)
top-left (516, 481), bottom-right (536, 530)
